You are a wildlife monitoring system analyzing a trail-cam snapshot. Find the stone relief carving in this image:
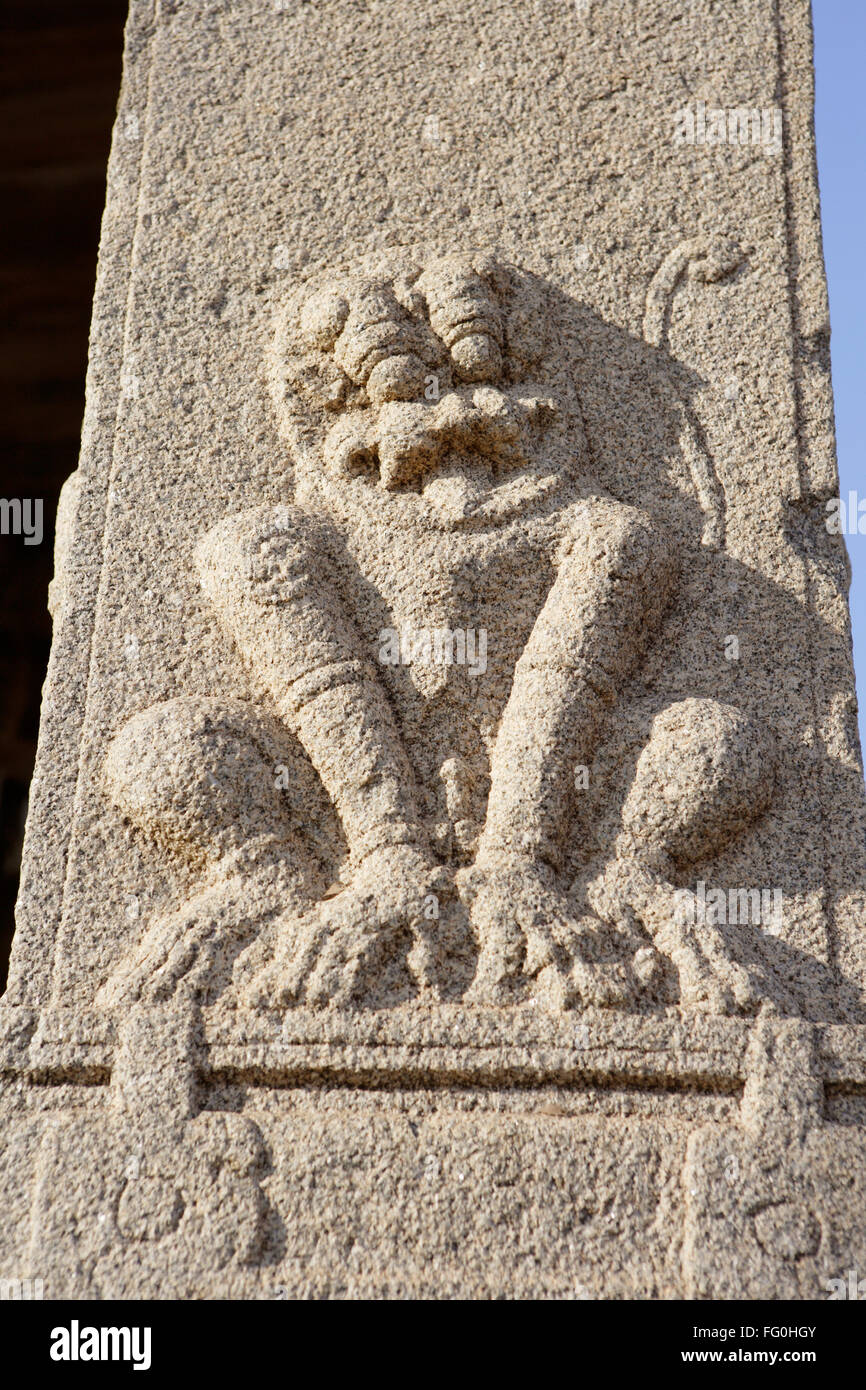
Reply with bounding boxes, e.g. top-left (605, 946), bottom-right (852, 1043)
top-left (96, 251), bottom-right (780, 1016)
